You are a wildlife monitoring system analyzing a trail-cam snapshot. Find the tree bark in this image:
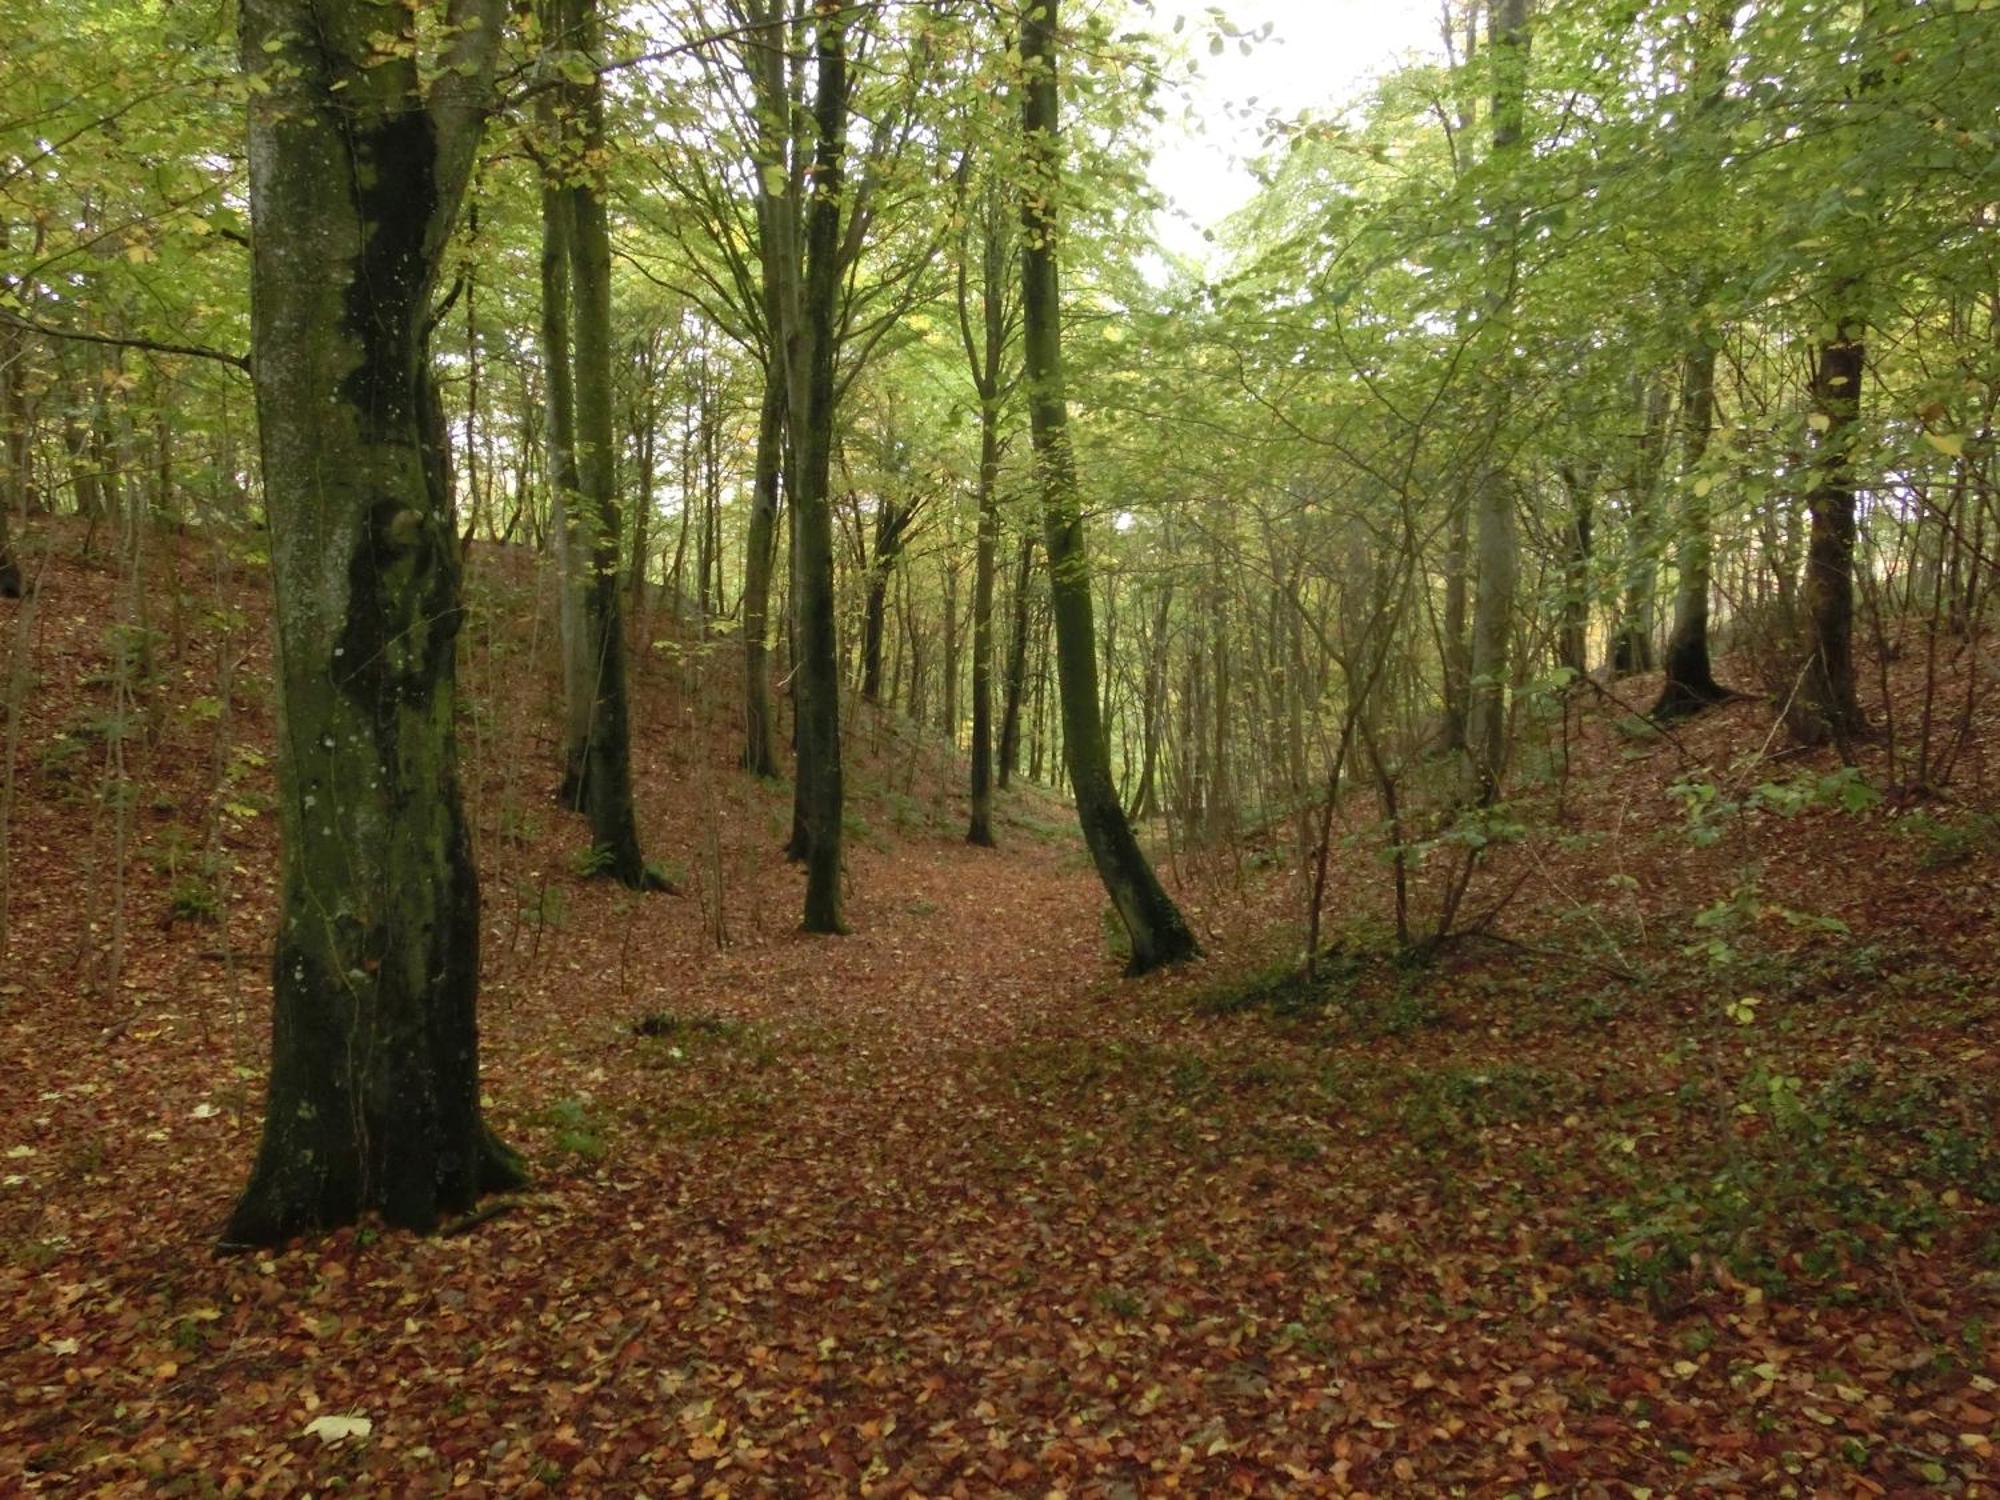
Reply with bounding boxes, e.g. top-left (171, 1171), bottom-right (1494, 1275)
top-left (997, 531), bottom-right (1035, 787)
top-left (860, 494), bottom-right (912, 702)
top-left (1653, 334), bottom-right (1732, 715)
top-left (225, 0), bottom-right (524, 1247)
top-left (1557, 462), bottom-right (1595, 678)
top-left (1803, 318), bottom-right (1867, 740)
top-left (782, 7), bottom-right (850, 932)
top-left (1465, 0), bottom-right (1530, 801)
top-left (1612, 374), bottom-right (1671, 675)
top-left (740, 358), bottom-right (785, 777)
top-left (540, 0), bottom-right (653, 887)
top-left (1017, 0), bottom-right (1196, 974)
